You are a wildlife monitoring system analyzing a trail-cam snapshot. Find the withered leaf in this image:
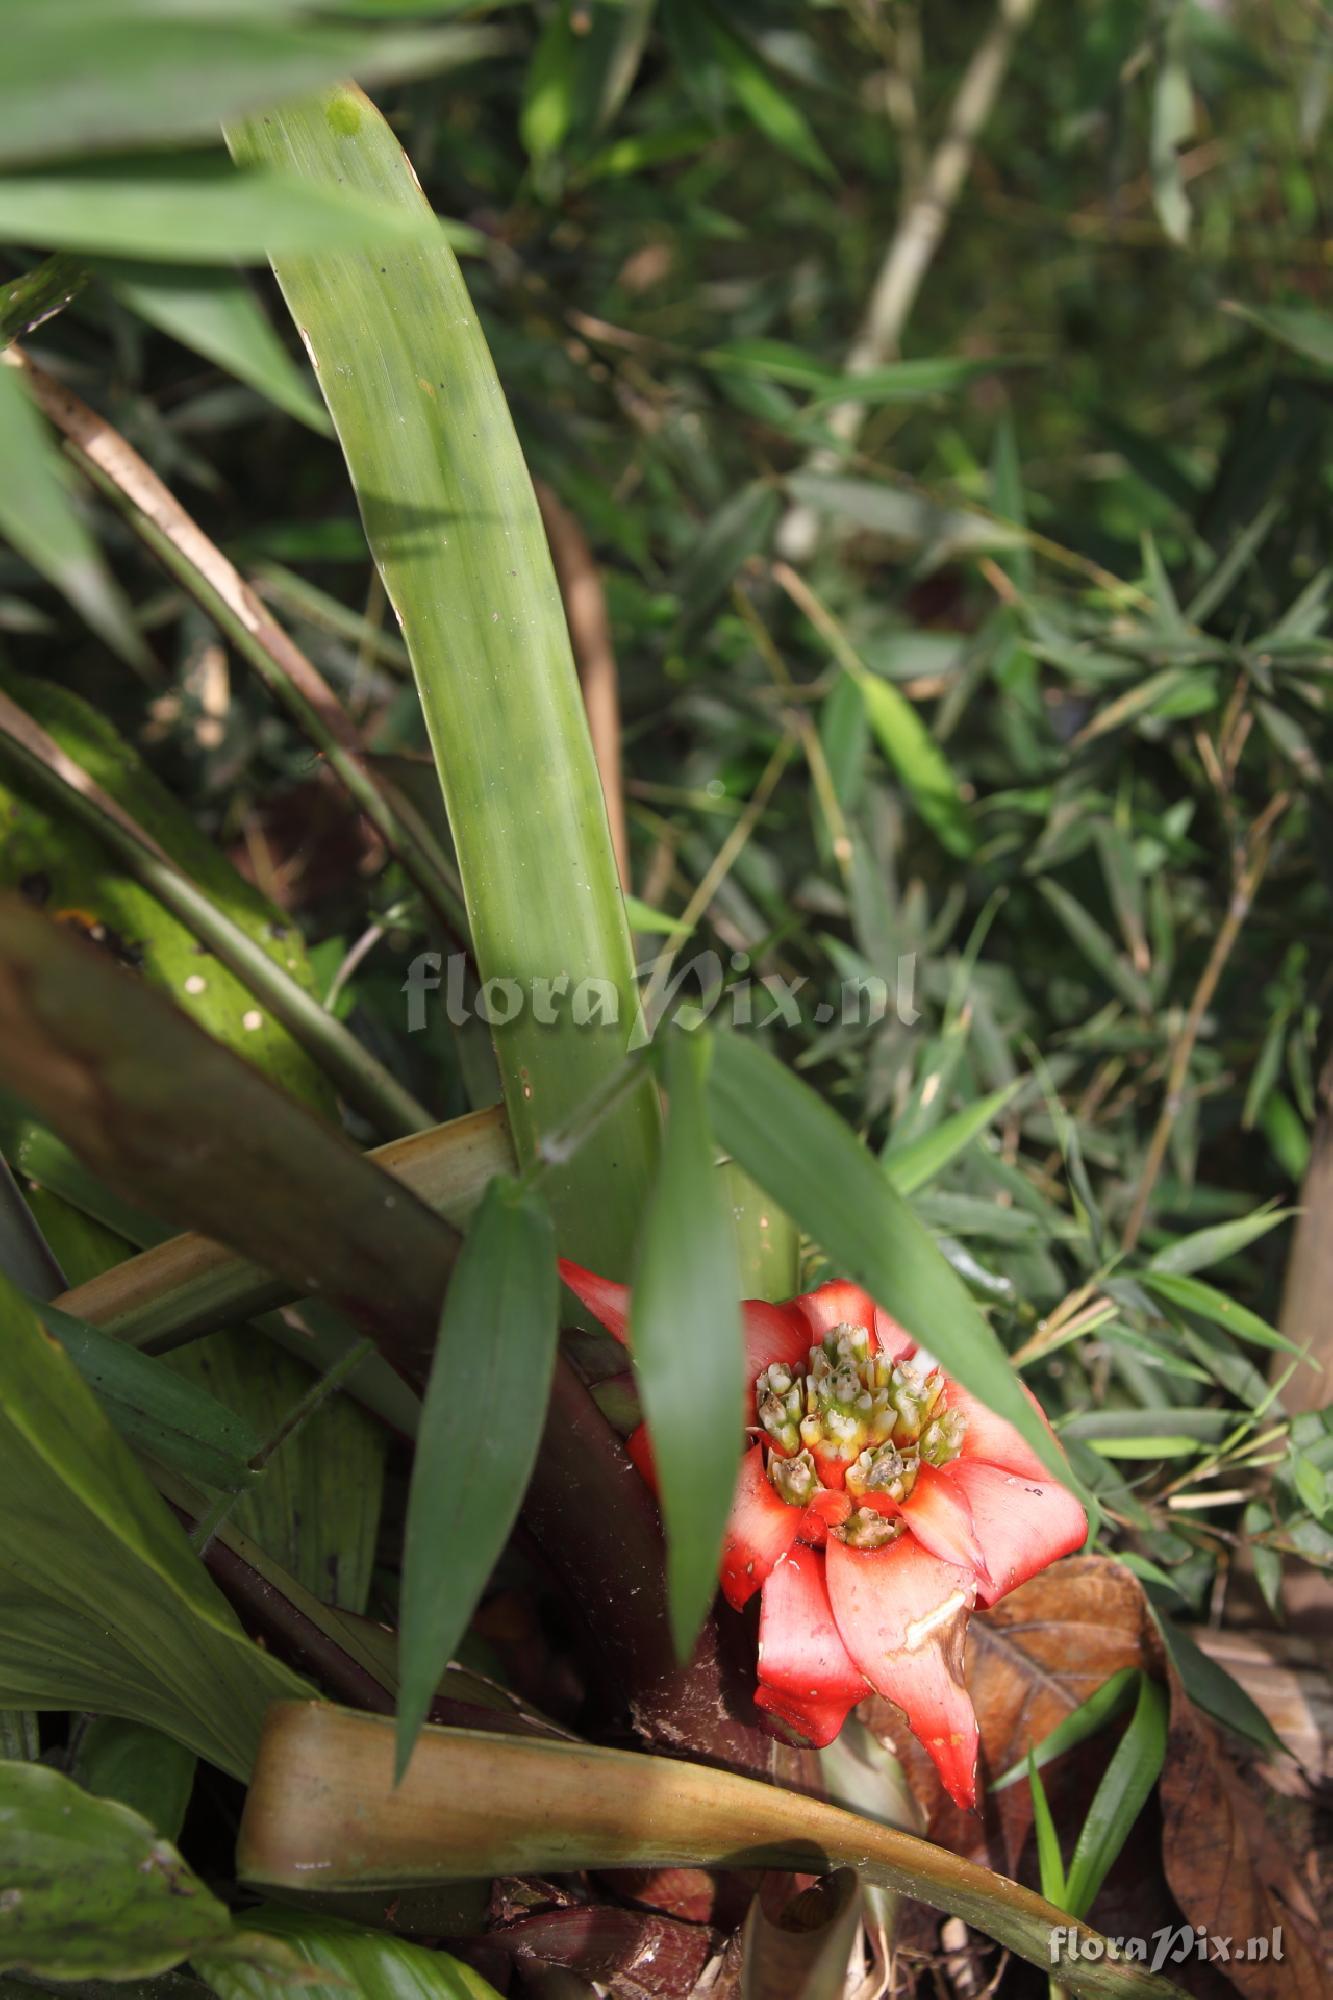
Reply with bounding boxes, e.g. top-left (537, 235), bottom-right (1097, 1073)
top-left (1159, 1692), bottom-right (1324, 2000)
